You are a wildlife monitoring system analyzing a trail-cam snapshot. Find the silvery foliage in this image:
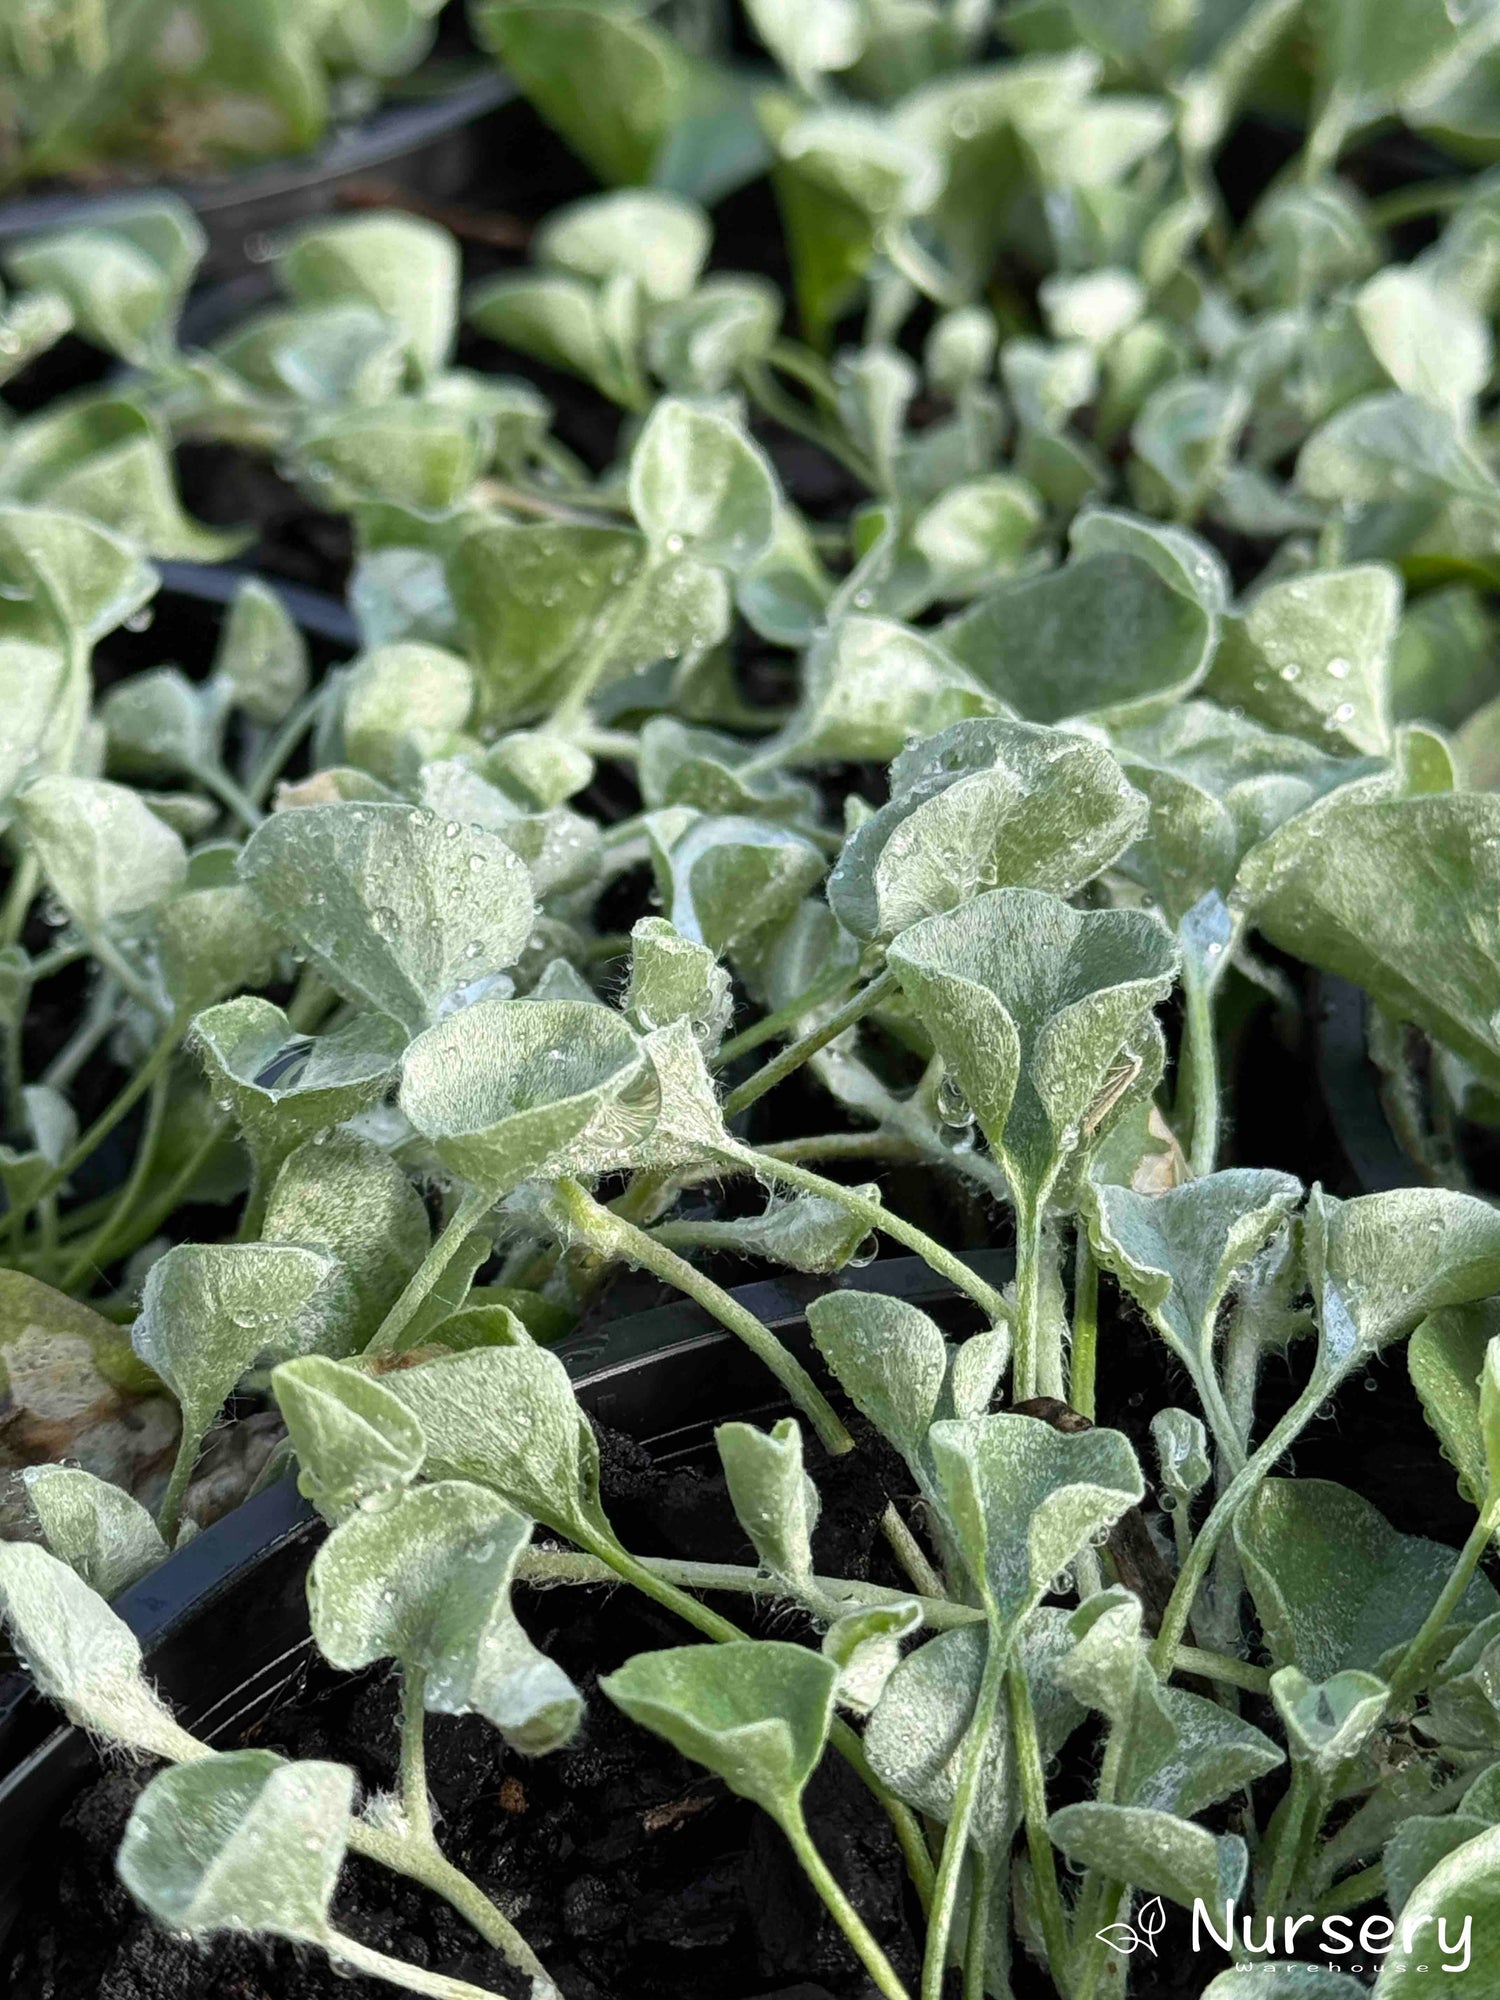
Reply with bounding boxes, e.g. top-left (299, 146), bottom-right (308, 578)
top-left (10, 7), bottom-right (1500, 1991)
